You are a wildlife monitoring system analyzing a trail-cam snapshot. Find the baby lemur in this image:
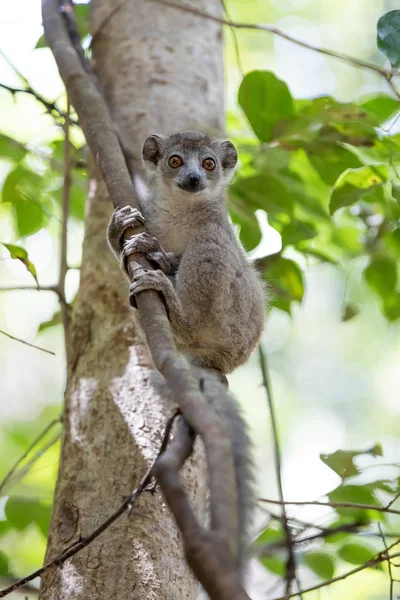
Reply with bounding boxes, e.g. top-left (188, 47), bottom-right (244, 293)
top-left (108, 130), bottom-right (265, 569)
